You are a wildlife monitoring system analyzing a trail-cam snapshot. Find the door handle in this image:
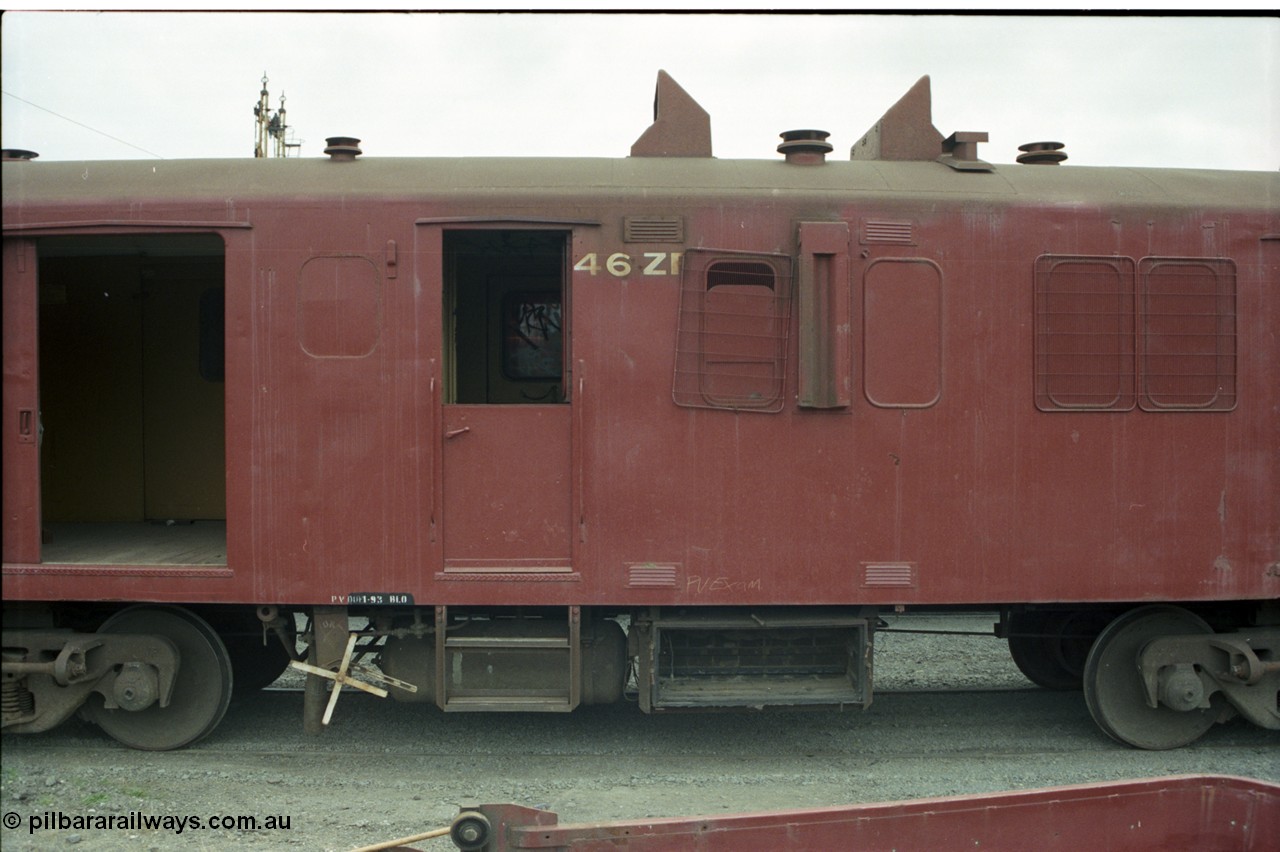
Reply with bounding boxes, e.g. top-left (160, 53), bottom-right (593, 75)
top-left (444, 426), bottom-right (471, 440)
top-left (18, 409), bottom-right (37, 444)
